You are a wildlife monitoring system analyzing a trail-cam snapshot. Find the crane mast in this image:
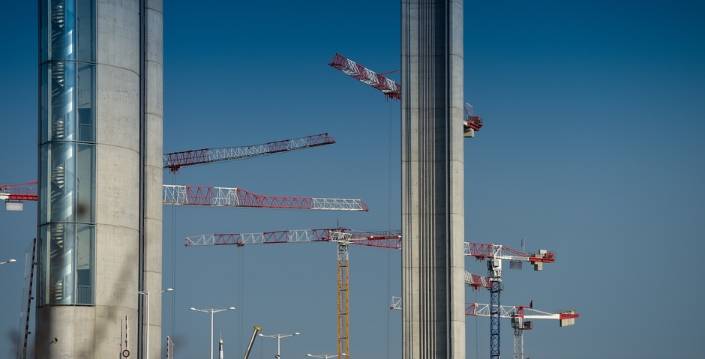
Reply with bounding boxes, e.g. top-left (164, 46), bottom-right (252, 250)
top-left (334, 233), bottom-right (351, 358)
top-left (465, 243), bottom-right (555, 359)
